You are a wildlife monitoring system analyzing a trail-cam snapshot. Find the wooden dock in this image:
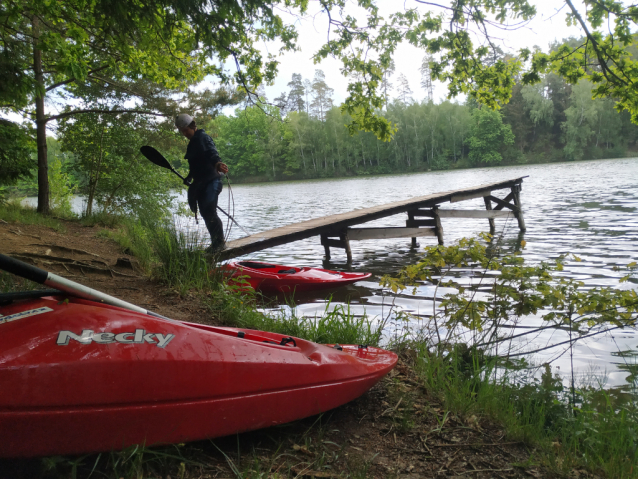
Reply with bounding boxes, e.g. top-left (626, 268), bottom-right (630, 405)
top-left (221, 176), bottom-right (527, 261)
